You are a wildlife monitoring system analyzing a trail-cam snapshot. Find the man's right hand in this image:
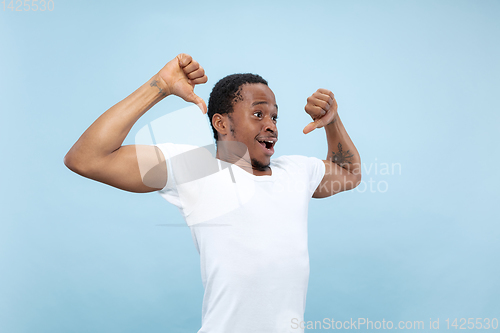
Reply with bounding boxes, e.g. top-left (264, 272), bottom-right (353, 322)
top-left (64, 53), bottom-right (208, 193)
top-left (156, 53), bottom-right (208, 113)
